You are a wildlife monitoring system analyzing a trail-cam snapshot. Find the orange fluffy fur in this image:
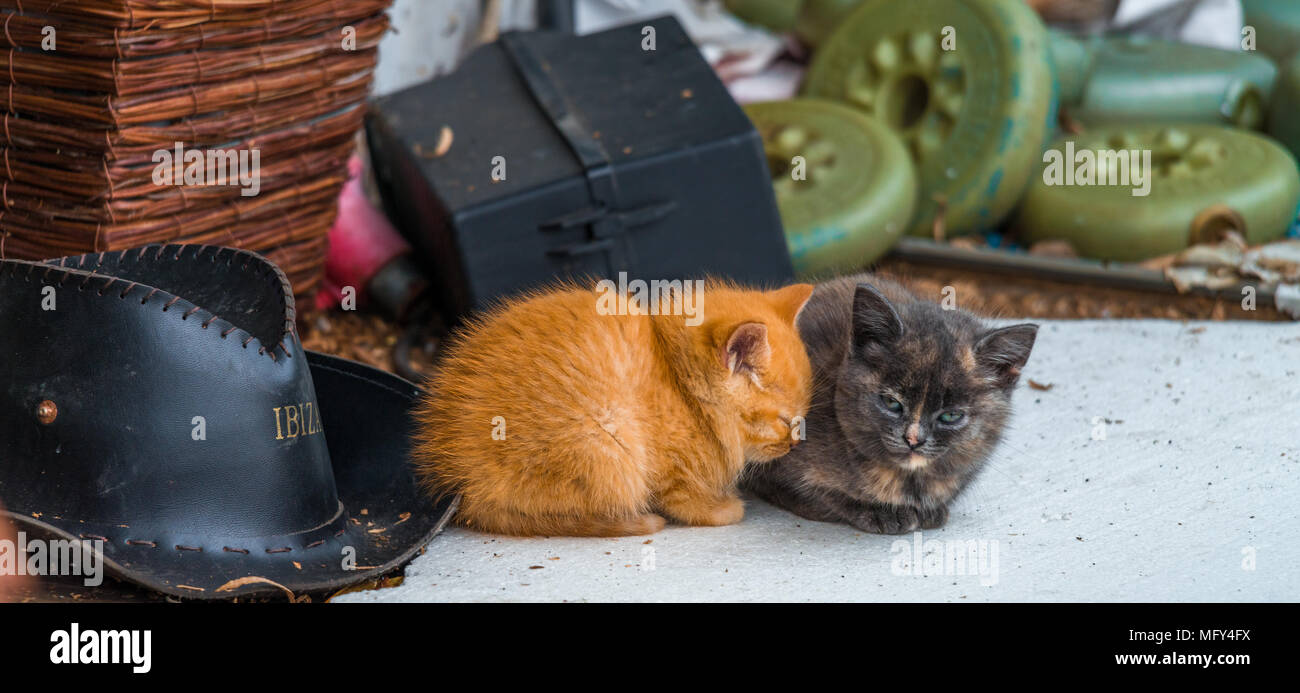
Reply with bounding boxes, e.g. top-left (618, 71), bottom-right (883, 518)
top-left (412, 281), bottom-right (814, 537)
